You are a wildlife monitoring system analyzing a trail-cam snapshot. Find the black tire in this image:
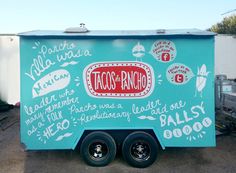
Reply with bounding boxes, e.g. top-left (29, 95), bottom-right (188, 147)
top-left (122, 131), bottom-right (158, 168)
top-left (80, 131), bottom-right (116, 167)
